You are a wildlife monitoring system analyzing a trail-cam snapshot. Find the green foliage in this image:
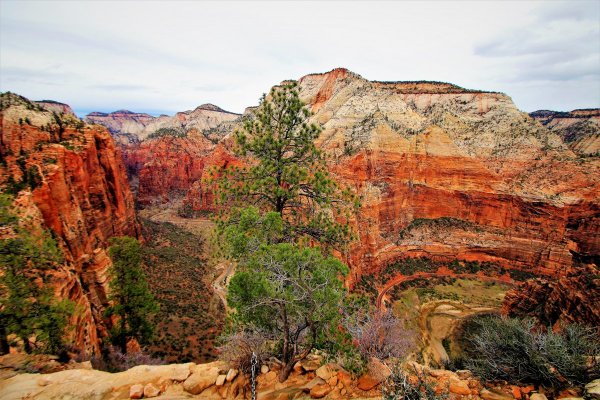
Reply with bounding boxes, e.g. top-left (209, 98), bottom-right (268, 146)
top-left (147, 127), bottom-right (187, 139)
top-left (0, 194), bottom-right (73, 355)
top-left (460, 315), bottom-right (600, 388)
top-left (226, 210), bottom-right (350, 380)
top-left (212, 81), bottom-right (357, 250)
top-left (106, 236), bottom-right (158, 353)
